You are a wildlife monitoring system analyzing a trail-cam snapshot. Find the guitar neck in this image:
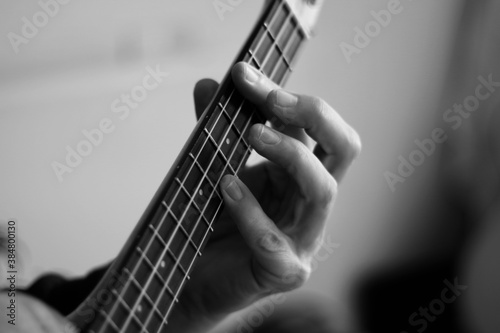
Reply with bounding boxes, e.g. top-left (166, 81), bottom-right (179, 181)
top-left (73, 1), bottom-right (309, 332)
